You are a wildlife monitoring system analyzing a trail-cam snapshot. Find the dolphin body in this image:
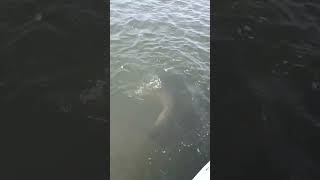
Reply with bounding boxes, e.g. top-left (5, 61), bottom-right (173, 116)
top-left (146, 71), bottom-right (199, 145)
top-left (141, 70), bottom-right (204, 180)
